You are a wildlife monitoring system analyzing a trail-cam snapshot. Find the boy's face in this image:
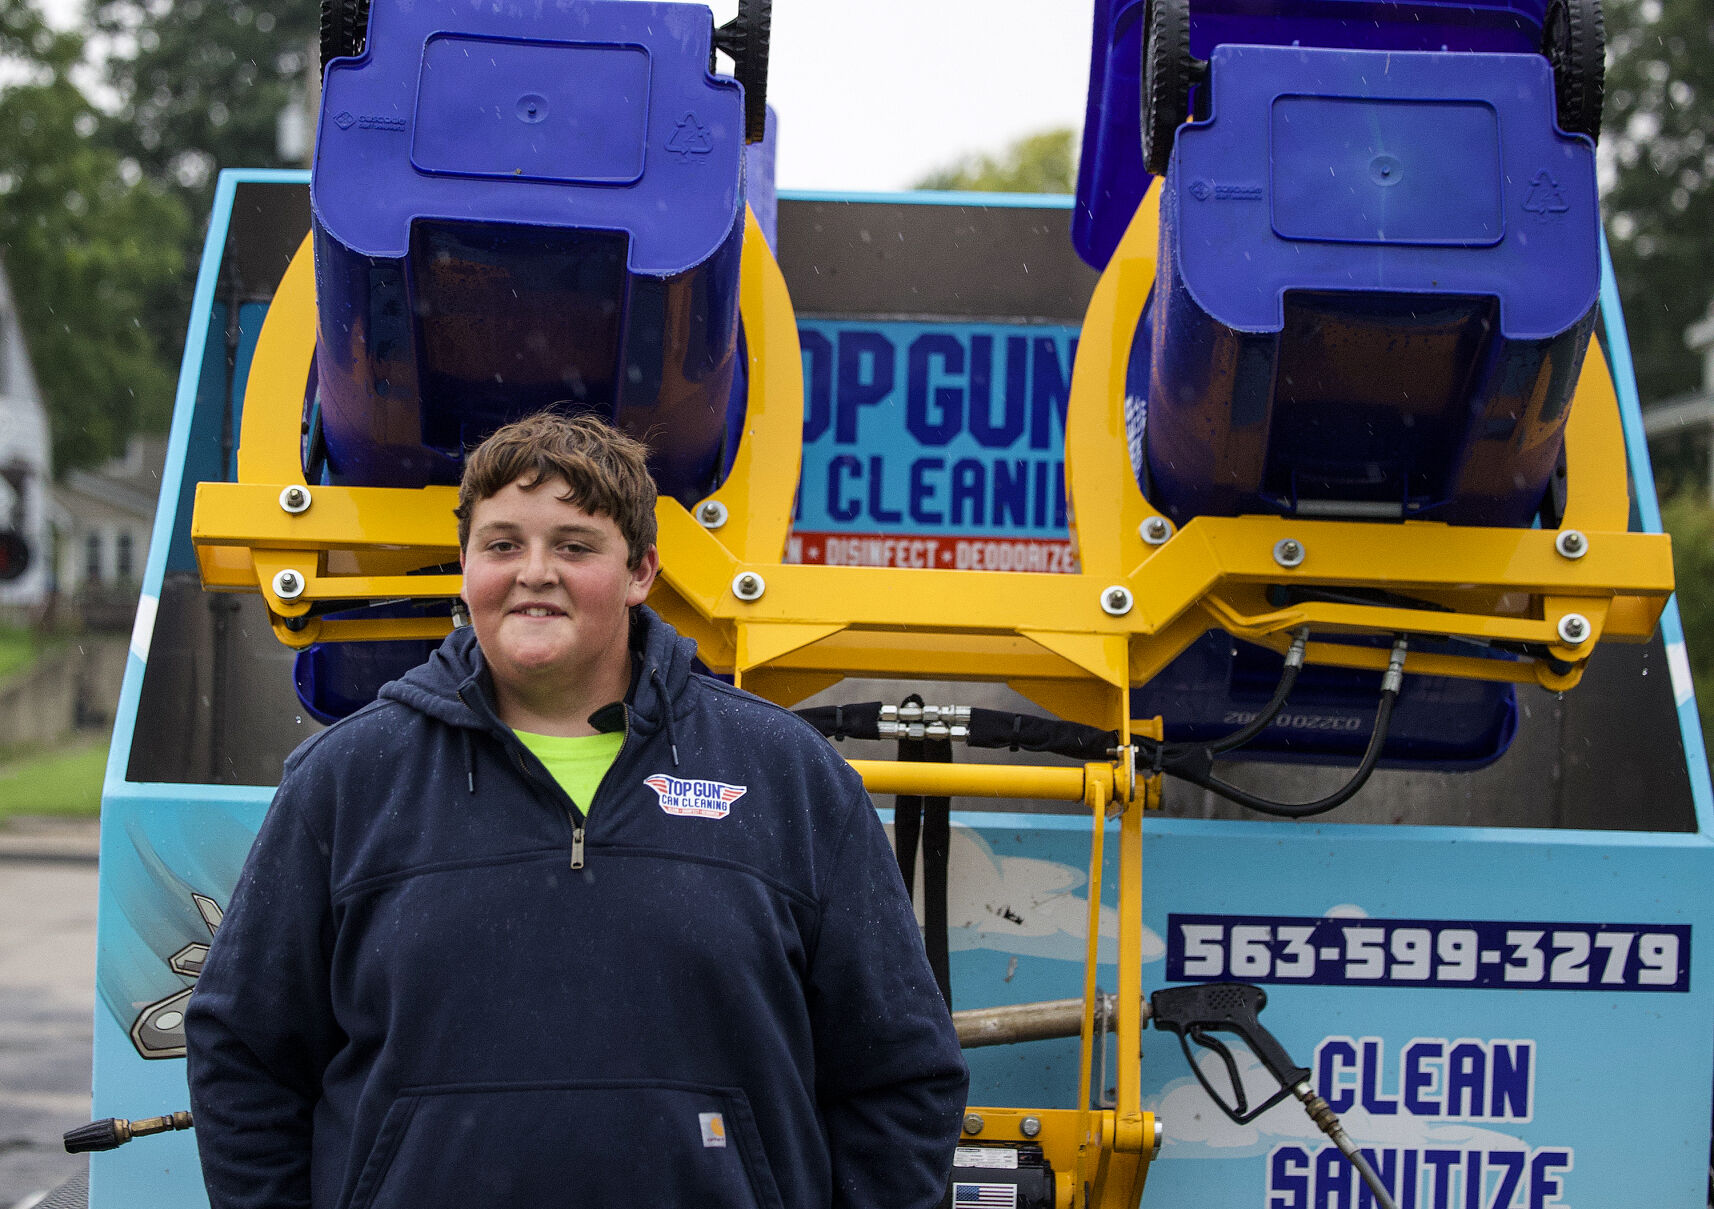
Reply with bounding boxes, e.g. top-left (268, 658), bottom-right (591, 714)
top-left (460, 476), bottom-right (658, 710)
